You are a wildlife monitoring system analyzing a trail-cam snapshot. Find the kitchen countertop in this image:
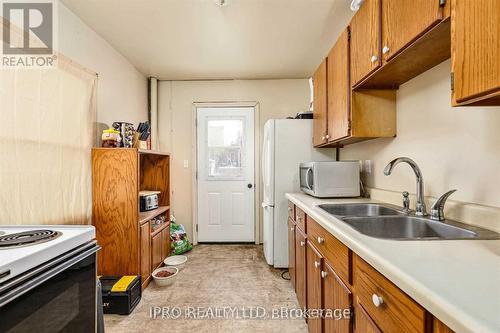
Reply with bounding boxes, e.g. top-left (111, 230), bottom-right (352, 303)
top-left (286, 192), bottom-right (500, 333)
